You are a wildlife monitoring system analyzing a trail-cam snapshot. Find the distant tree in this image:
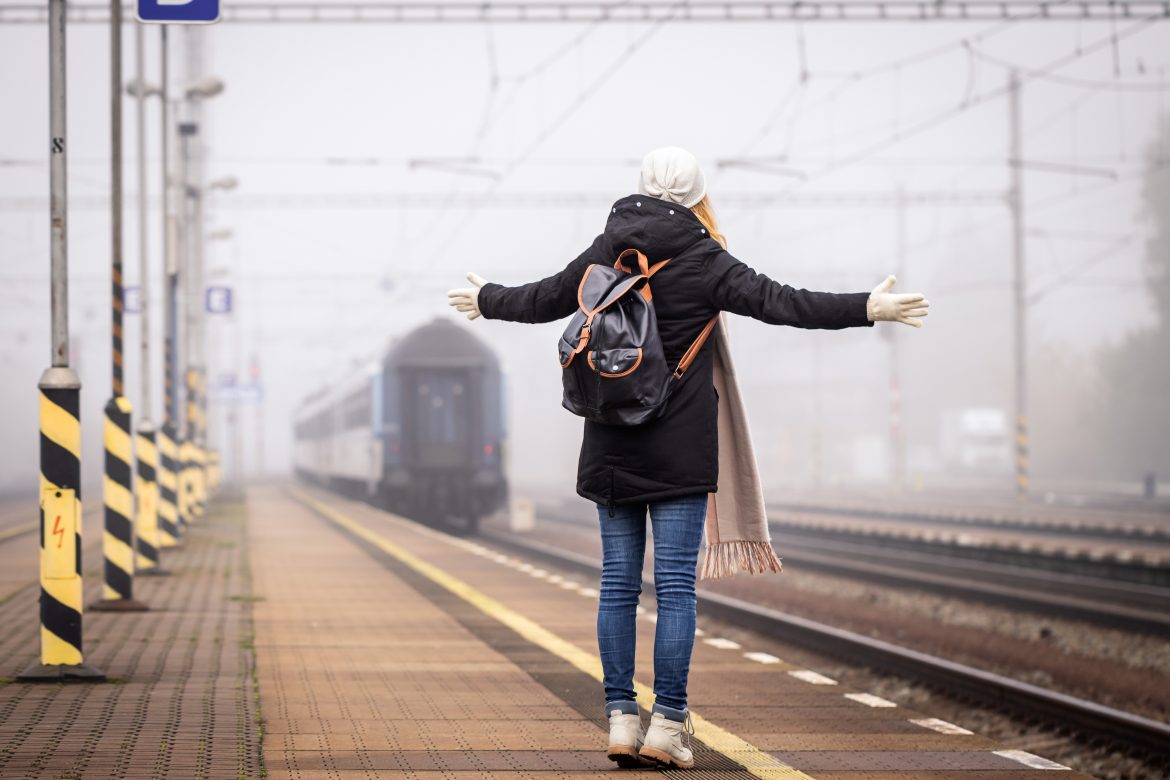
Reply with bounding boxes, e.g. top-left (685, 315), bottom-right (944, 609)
top-left (1097, 117), bottom-right (1170, 483)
